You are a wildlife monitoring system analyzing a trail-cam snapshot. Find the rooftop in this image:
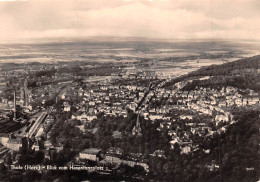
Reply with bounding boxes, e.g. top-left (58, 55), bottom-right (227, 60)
top-left (80, 148), bottom-right (102, 155)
